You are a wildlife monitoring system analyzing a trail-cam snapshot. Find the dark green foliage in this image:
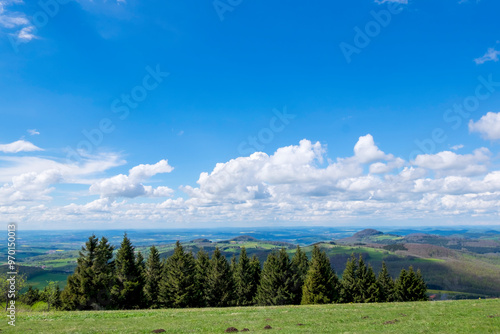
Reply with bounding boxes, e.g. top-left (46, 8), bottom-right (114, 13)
top-left (205, 247), bottom-right (235, 307)
top-left (355, 256), bottom-right (379, 303)
top-left (21, 286), bottom-right (41, 306)
top-left (111, 233), bottom-right (143, 309)
top-left (291, 245), bottom-right (309, 304)
top-left (255, 248), bottom-right (295, 306)
top-left (383, 244), bottom-right (408, 252)
top-left (159, 241), bottom-right (197, 308)
top-left (60, 233), bottom-right (429, 311)
top-left (301, 245), bottom-right (340, 304)
top-left (395, 266), bottom-right (428, 302)
top-left (377, 262), bottom-right (395, 302)
top-left (42, 281), bottom-right (61, 311)
top-left (233, 247), bottom-right (259, 306)
top-left (194, 249), bottom-right (210, 307)
top-left (340, 254), bottom-right (358, 303)
top-left (143, 246), bottom-right (163, 308)
top-left (61, 235), bottom-right (115, 310)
